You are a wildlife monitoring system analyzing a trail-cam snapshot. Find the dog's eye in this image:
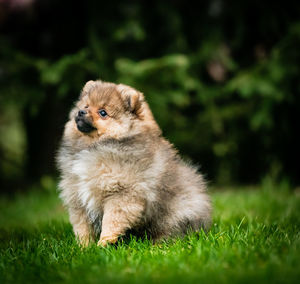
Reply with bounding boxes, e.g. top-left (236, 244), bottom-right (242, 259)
top-left (84, 105), bottom-right (88, 109)
top-left (98, 109), bottom-right (108, 118)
